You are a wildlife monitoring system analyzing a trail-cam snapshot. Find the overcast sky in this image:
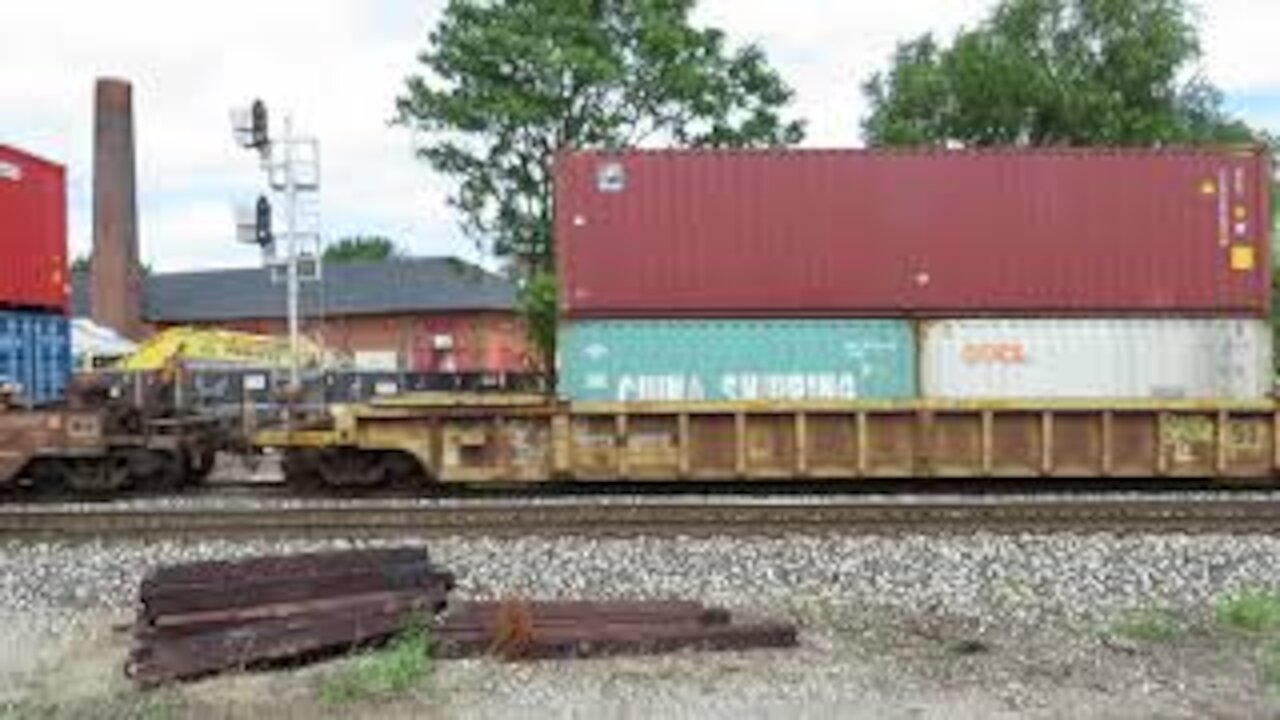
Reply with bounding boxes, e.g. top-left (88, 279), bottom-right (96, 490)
top-left (2, 0), bottom-right (1277, 273)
